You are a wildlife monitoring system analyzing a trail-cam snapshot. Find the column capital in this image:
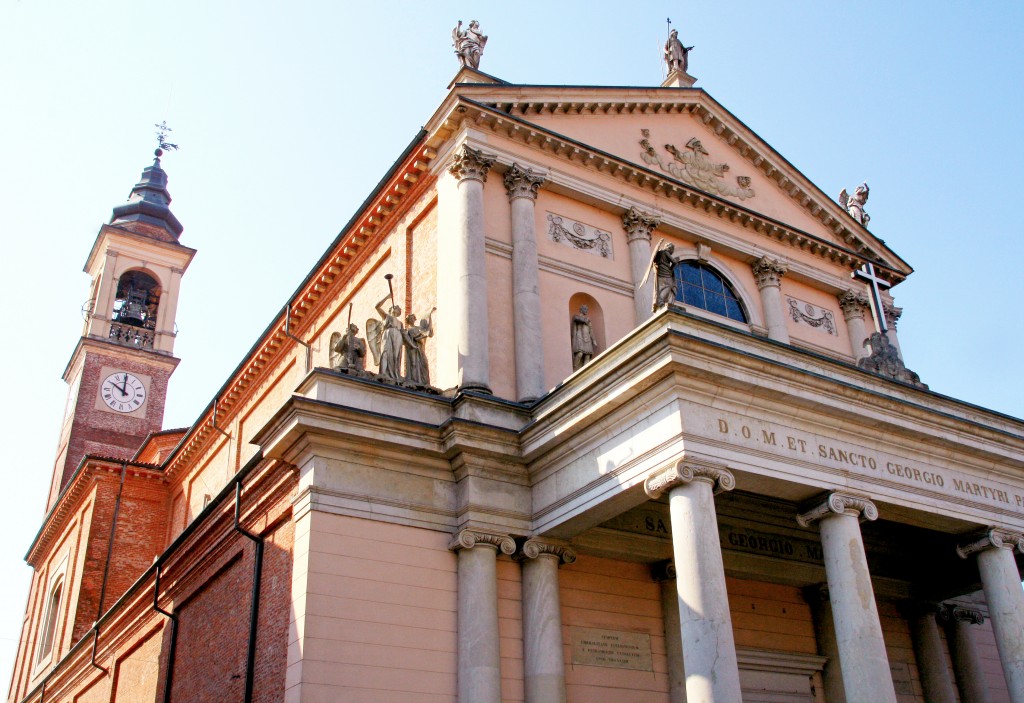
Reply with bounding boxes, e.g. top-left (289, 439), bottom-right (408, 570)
top-left (448, 145), bottom-right (496, 183)
top-left (838, 290), bottom-right (870, 320)
top-left (448, 528), bottom-right (516, 555)
top-left (644, 458), bottom-right (735, 499)
top-left (883, 303), bottom-right (903, 330)
top-left (622, 206), bottom-right (661, 243)
top-left (802, 582), bottom-right (830, 604)
top-left (516, 538), bottom-right (576, 564)
top-left (503, 163), bottom-right (544, 201)
top-left (796, 491), bottom-right (879, 528)
top-left (651, 560), bottom-right (677, 582)
top-left (941, 604), bottom-right (986, 626)
top-left (956, 527), bottom-right (1024, 559)
top-left (751, 255), bottom-right (787, 289)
